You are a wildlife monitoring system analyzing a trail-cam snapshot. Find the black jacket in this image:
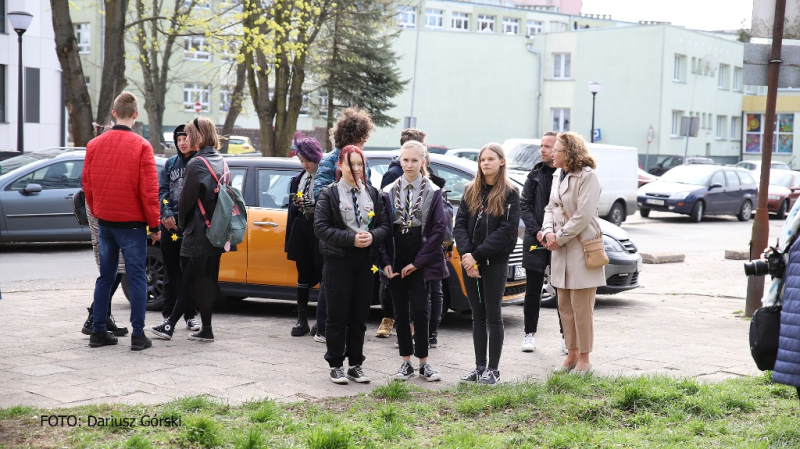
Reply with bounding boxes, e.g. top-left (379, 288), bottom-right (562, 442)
top-left (314, 182), bottom-right (391, 259)
top-left (284, 169), bottom-right (319, 261)
top-left (520, 162), bottom-right (557, 271)
top-left (179, 146), bottom-right (226, 257)
top-left (454, 185), bottom-right (520, 266)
